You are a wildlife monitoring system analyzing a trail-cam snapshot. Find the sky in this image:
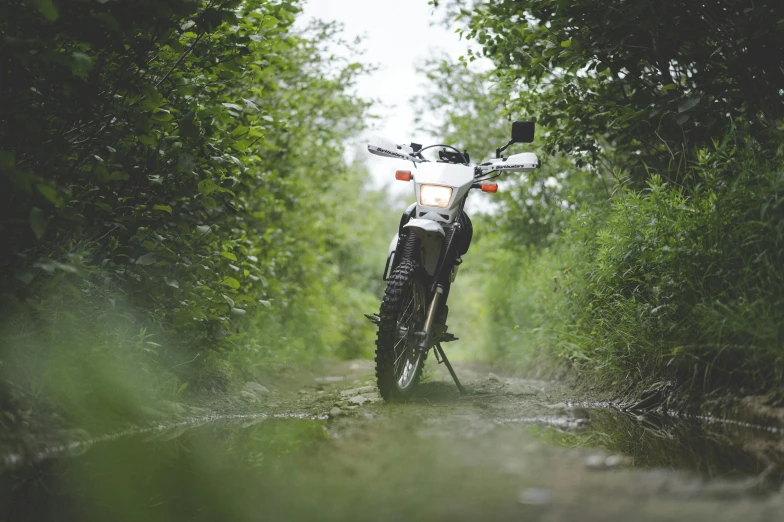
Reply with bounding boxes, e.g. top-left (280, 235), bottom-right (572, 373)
top-left (298, 0), bottom-right (474, 195)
